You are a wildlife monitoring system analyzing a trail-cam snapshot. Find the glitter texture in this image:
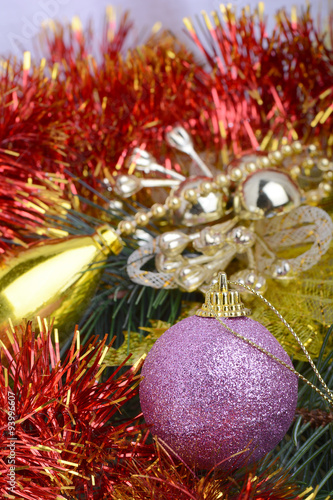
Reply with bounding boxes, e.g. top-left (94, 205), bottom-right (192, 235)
top-left (139, 315), bottom-right (298, 470)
